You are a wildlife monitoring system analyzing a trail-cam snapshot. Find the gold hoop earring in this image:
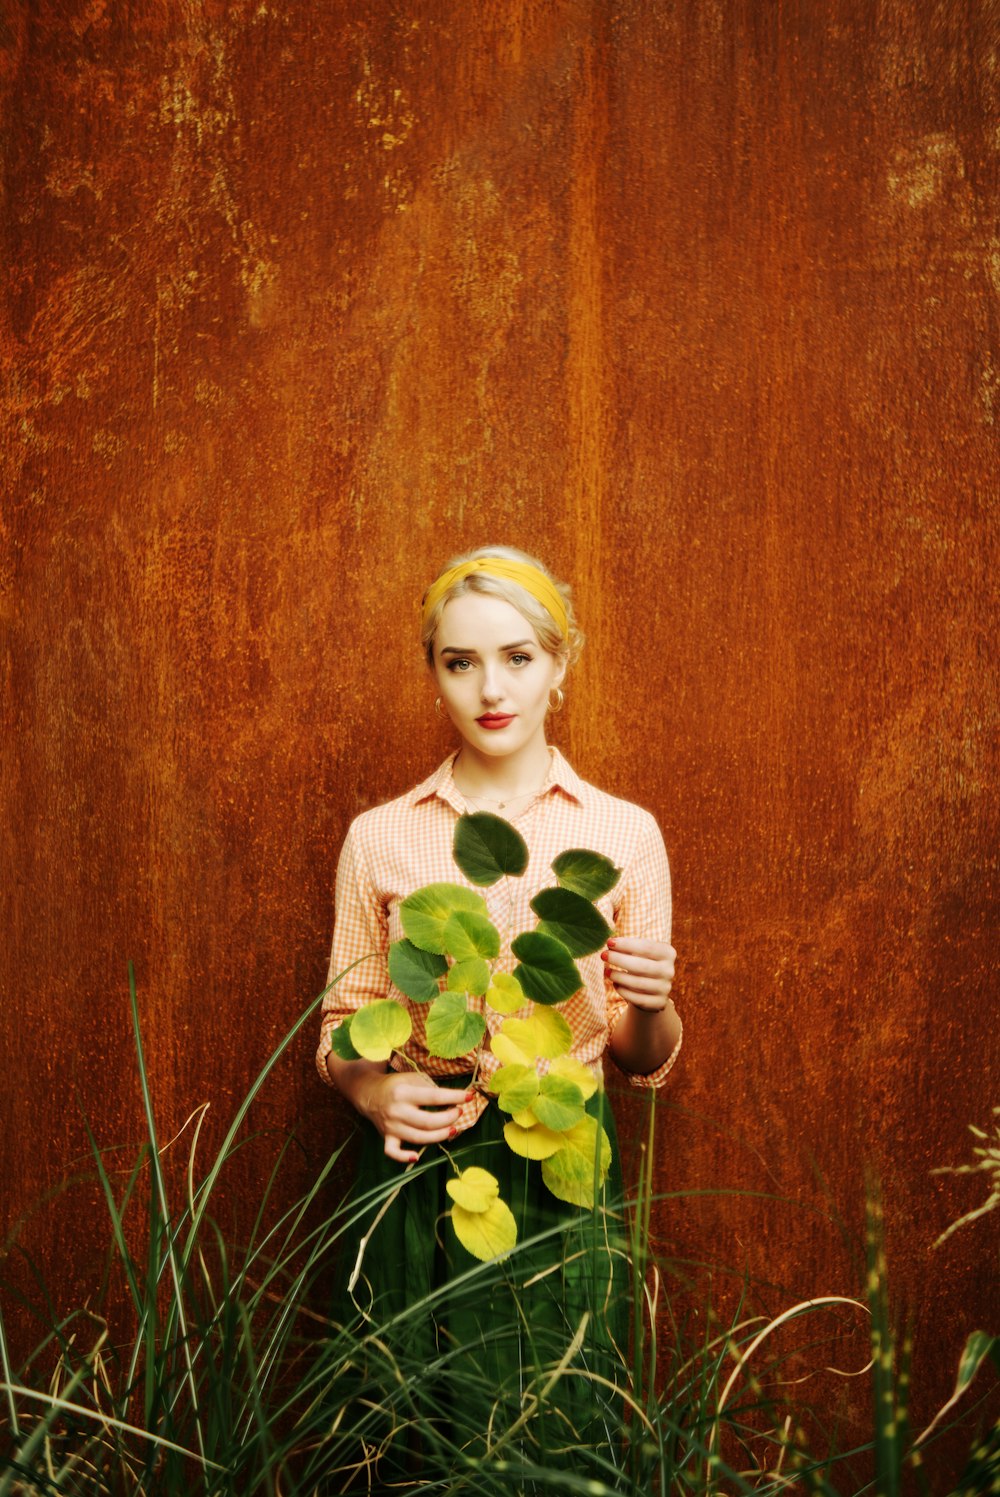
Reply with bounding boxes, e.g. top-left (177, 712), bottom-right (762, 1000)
top-left (434, 697), bottom-right (447, 719)
top-left (548, 686), bottom-right (565, 713)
